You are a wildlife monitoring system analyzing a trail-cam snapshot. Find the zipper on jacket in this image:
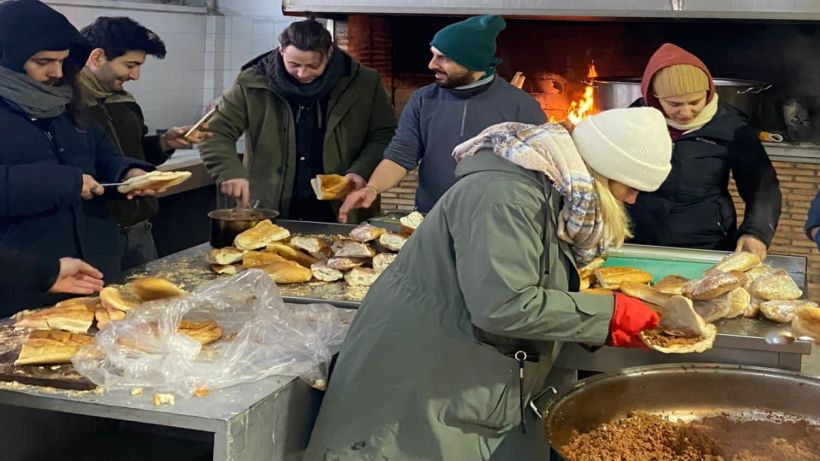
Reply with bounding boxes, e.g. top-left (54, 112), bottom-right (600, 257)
top-left (459, 100), bottom-right (468, 137)
top-left (515, 350), bottom-right (528, 434)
